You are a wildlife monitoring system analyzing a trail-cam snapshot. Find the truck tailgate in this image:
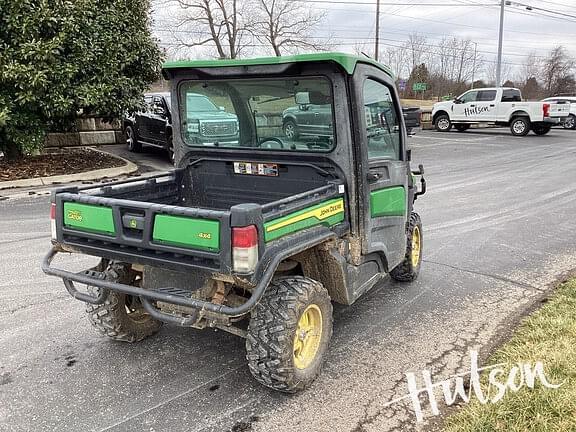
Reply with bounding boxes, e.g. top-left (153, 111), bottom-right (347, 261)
top-left (549, 100), bottom-right (571, 117)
